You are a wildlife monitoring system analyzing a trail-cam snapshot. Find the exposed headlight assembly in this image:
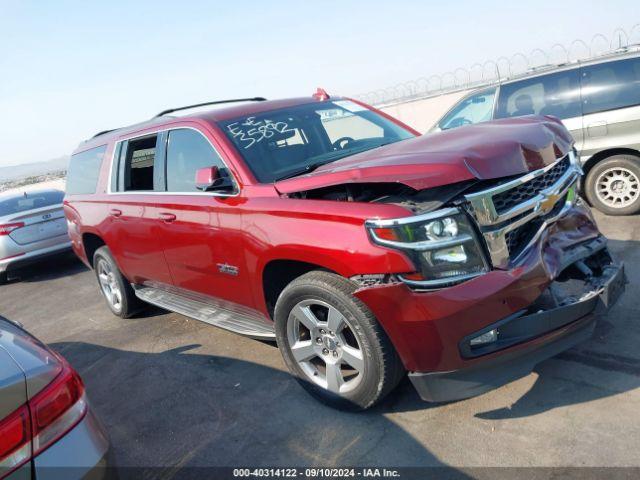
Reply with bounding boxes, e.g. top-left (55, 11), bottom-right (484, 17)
top-left (366, 207), bottom-right (489, 288)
